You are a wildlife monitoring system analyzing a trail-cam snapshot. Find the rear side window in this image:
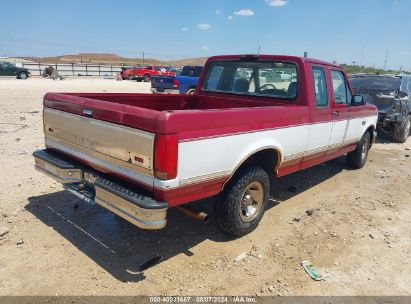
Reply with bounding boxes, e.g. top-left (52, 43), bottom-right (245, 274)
top-left (312, 67), bottom-right (328, 107)
top-left (181, 66), bottom-right (203, 77)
